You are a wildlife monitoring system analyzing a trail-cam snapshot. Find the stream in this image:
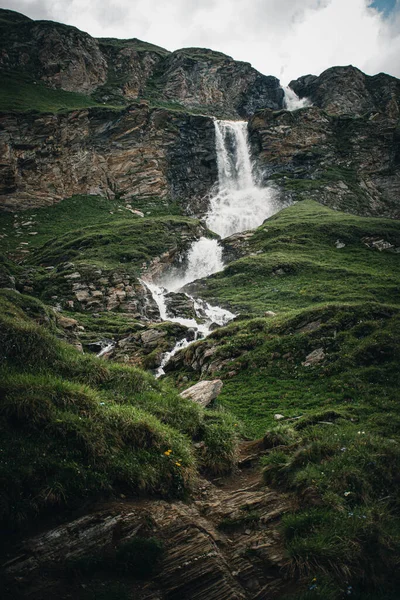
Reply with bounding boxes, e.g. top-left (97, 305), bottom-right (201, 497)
top-left (142, 119), bottom-right (283, 376)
